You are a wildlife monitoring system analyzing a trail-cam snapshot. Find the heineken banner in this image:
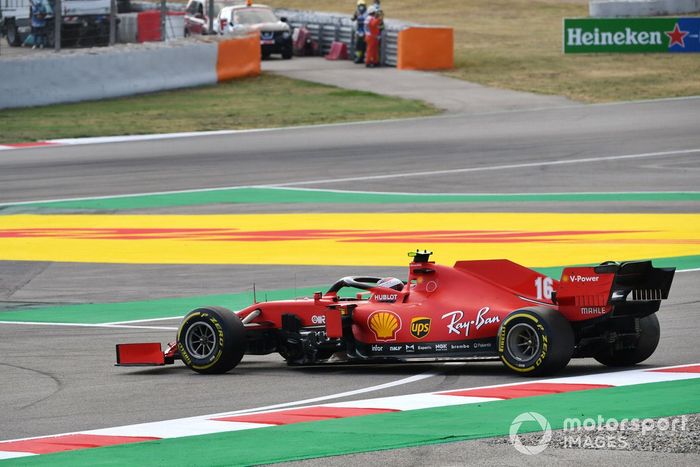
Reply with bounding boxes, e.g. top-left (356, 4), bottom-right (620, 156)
top-left (563, 17), bottom-right (700, 53)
